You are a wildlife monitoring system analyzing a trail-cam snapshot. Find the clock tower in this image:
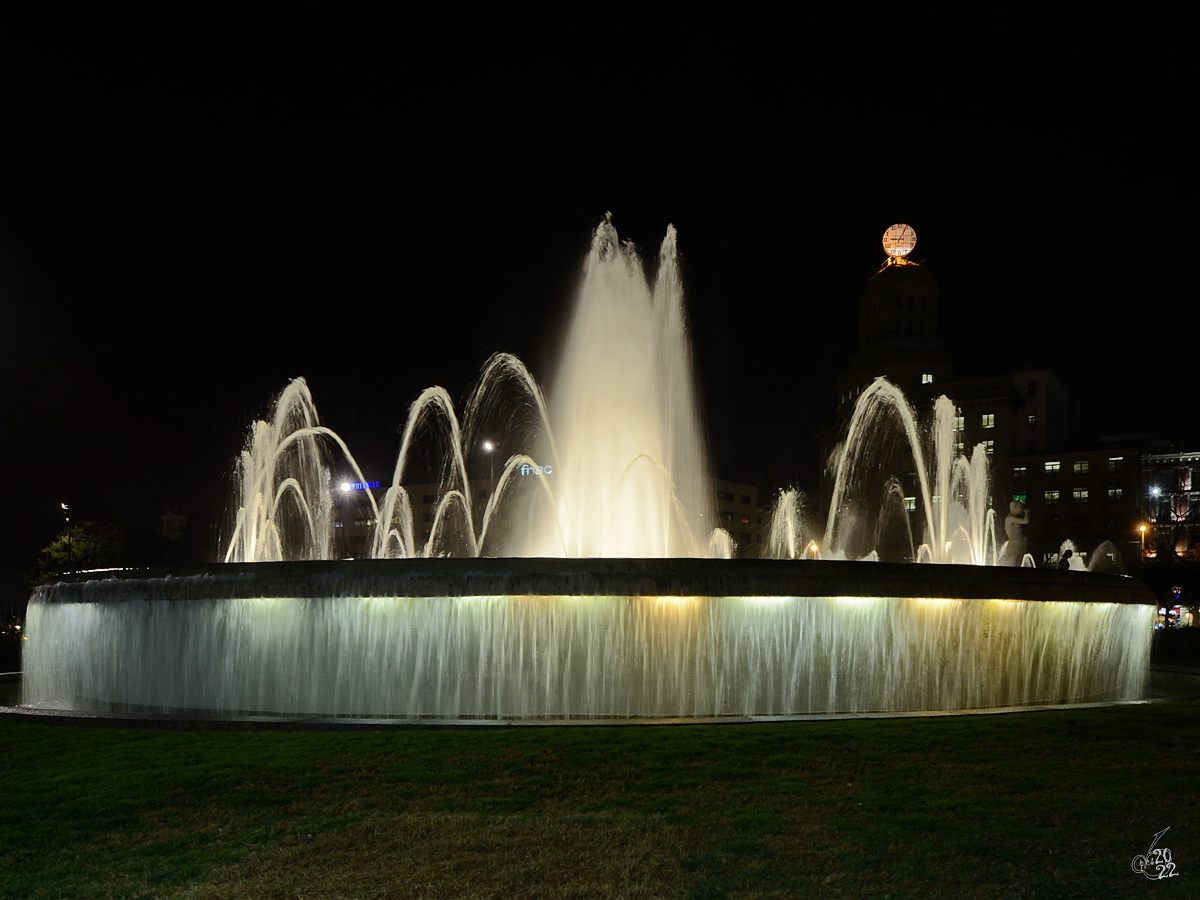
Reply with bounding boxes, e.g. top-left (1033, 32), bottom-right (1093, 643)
top-left (834, 224), bottom-right (954, 417)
